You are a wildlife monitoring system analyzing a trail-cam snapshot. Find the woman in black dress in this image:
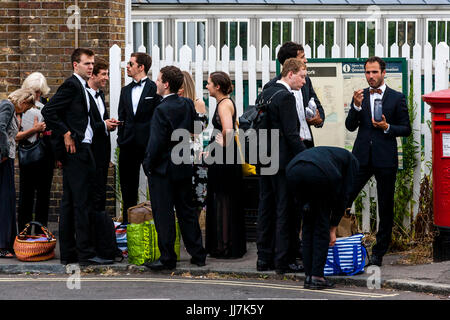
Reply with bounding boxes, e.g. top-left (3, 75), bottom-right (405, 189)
top-left (205, 71), bottom-right (246, 259)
